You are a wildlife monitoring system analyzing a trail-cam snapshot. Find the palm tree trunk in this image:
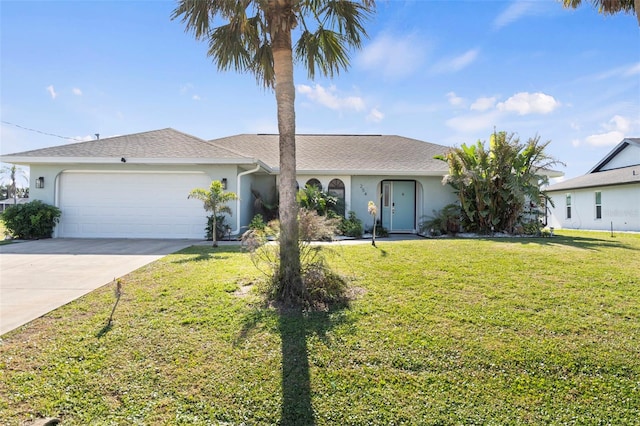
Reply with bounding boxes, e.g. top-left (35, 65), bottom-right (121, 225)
top-left (271, 6), bottom-right (303, 304)
top-left (212, 212), bottom-right (218, 247)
